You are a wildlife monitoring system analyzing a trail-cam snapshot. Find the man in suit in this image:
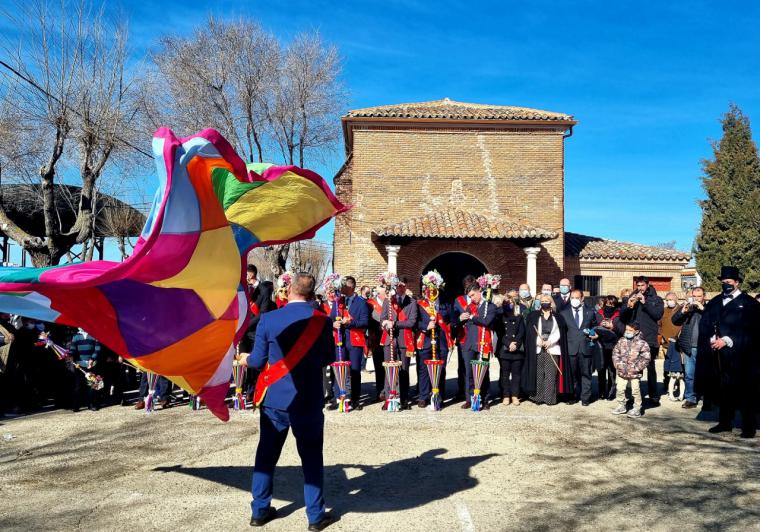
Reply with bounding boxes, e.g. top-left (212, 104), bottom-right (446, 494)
top-left (697, 266), bottom-right (759, 439)
top-left (416, 283), bottom-right (451, 408)
top-left (553, 278), bottom-right (573, 313)
top-left (367, 284), bottom-right (387, 402)
top-left (451, 275), bottom-right (476, 400)
top-left (559, 289), bottom-right (599, 405)
top-left (329, 275), bottom-right (369, 410)
top-left (240, 264), bottom-right (276, 403)
top-left (459, 283), bottom-right (497, 410)
top-left (241, 273), bottom-right (337, 530)
top-left (619, 276), bottom-right (664, 405)
top-left (381, 280), bottom-right (418, 409)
